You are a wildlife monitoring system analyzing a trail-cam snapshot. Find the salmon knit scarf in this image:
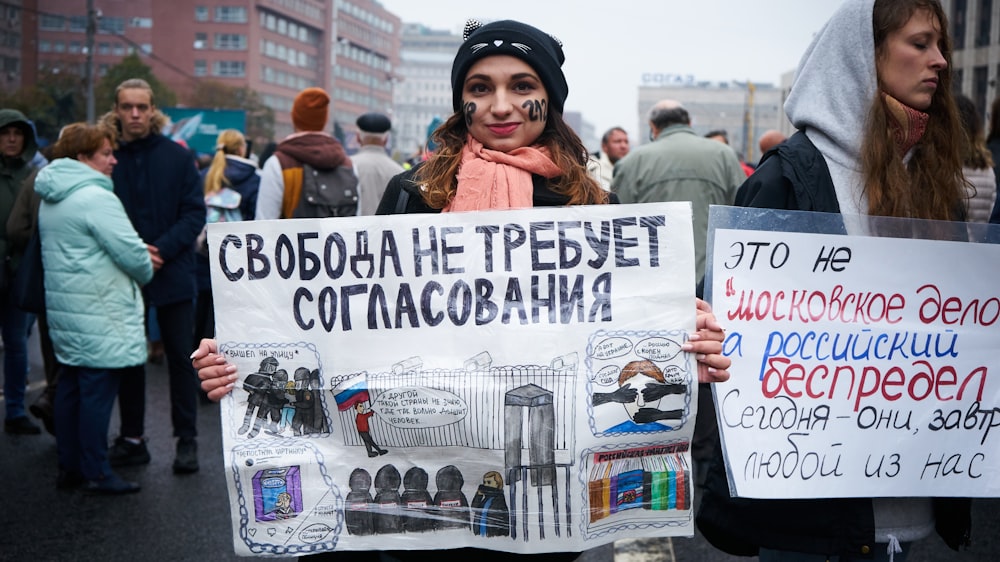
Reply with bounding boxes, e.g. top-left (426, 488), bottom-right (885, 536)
top-left (444, 136), bottom-right (562, 212)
